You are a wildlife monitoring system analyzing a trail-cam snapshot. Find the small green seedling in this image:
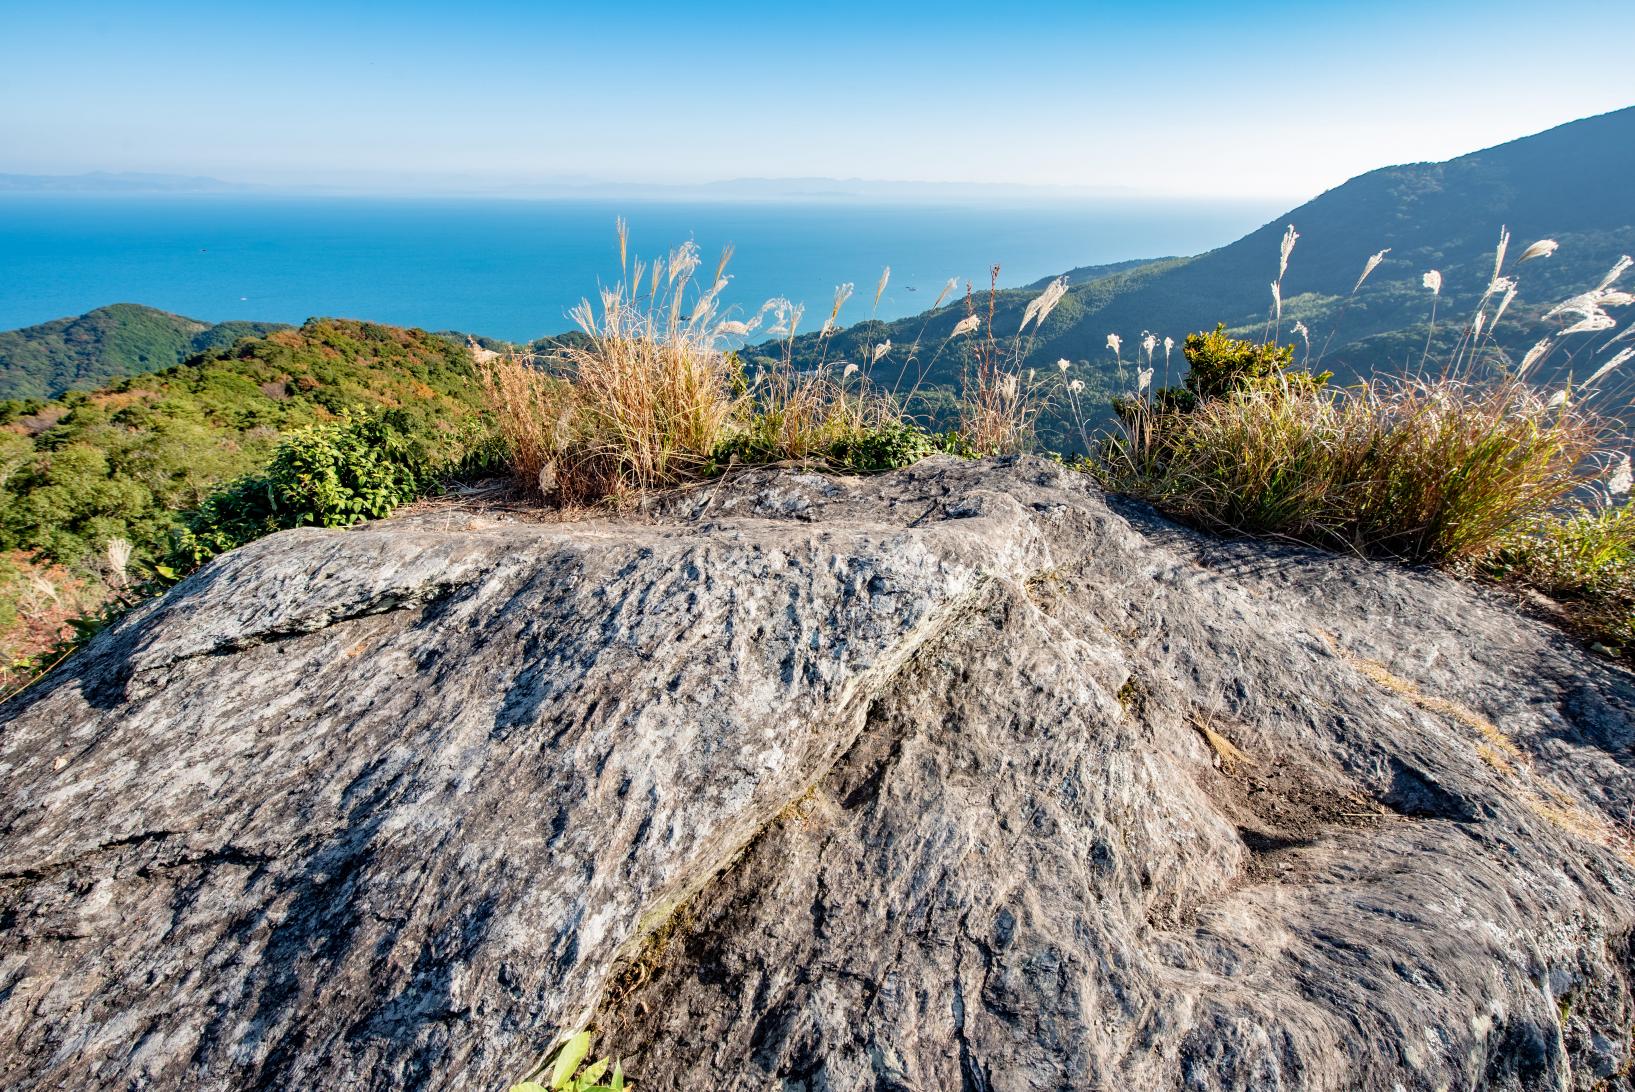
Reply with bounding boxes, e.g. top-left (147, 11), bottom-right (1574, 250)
top-left (511, 1031), bottom-right (628, 1092)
